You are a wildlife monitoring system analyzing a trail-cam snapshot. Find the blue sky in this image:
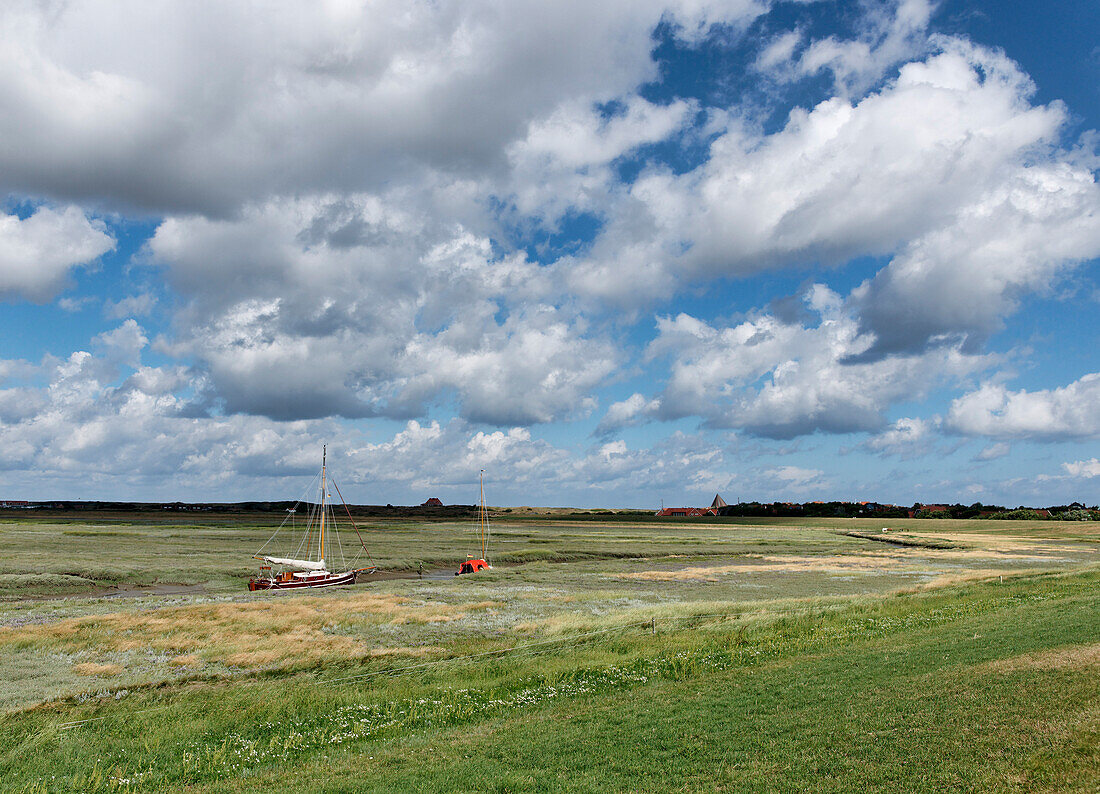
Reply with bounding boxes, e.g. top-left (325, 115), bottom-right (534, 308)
top-left (0, 0), bottom-right (1097, 508)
